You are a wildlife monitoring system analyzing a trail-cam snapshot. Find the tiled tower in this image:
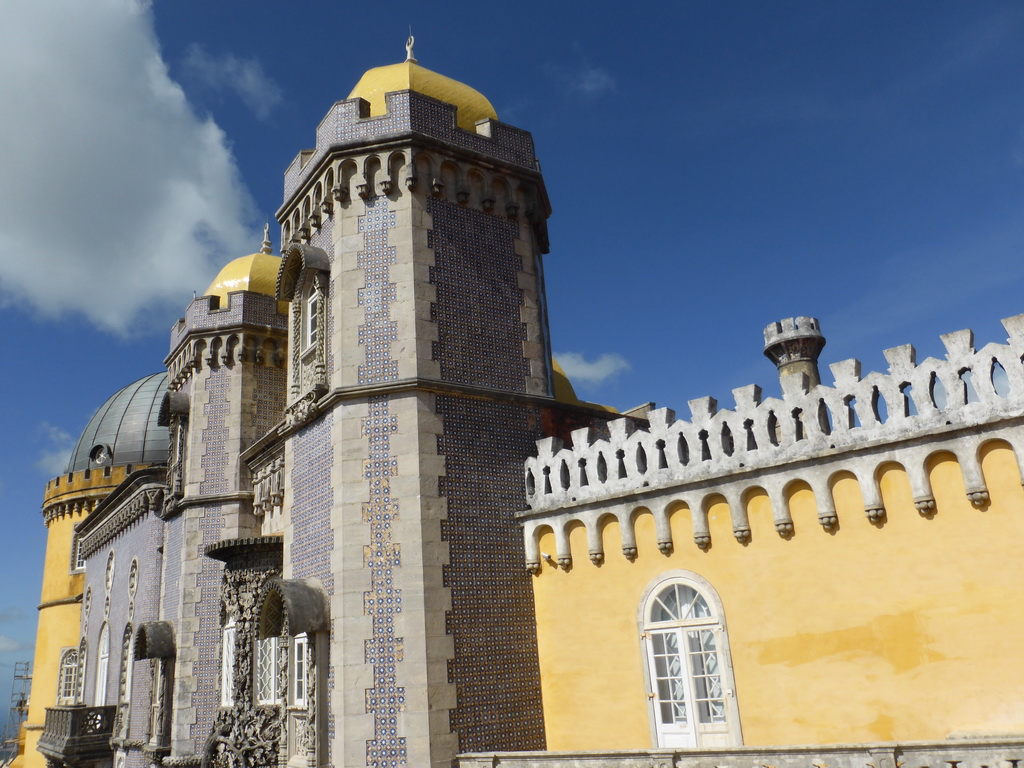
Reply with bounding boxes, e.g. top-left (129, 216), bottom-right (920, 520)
top-left (275, 44), bottom-right (553, 768)
top-left (163, 244), bottom-right (288, 758)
